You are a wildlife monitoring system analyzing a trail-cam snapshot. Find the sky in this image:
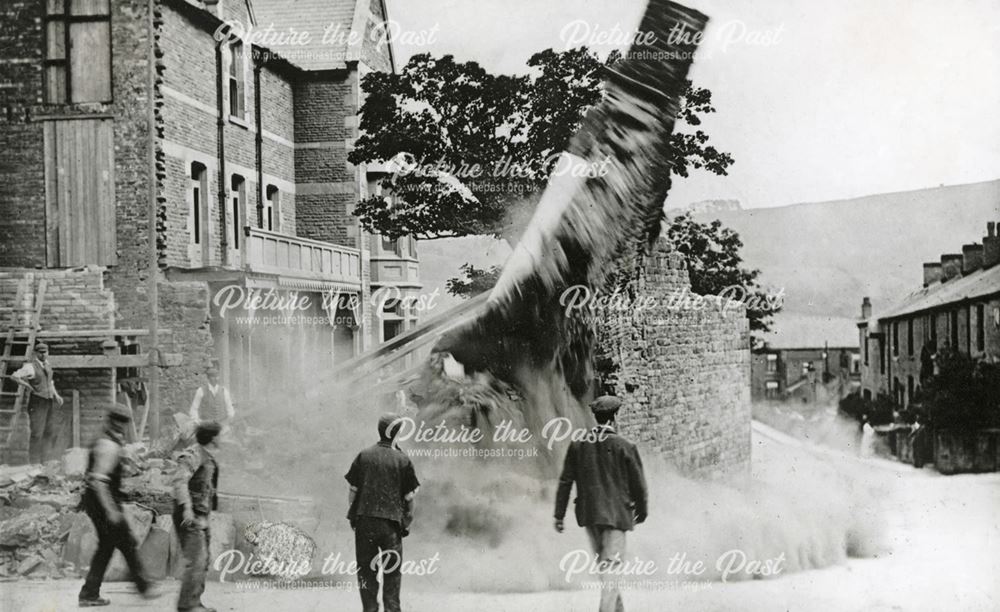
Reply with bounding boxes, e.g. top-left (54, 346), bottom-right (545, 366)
top-left (384, 0), bottom-right (1000, 210)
